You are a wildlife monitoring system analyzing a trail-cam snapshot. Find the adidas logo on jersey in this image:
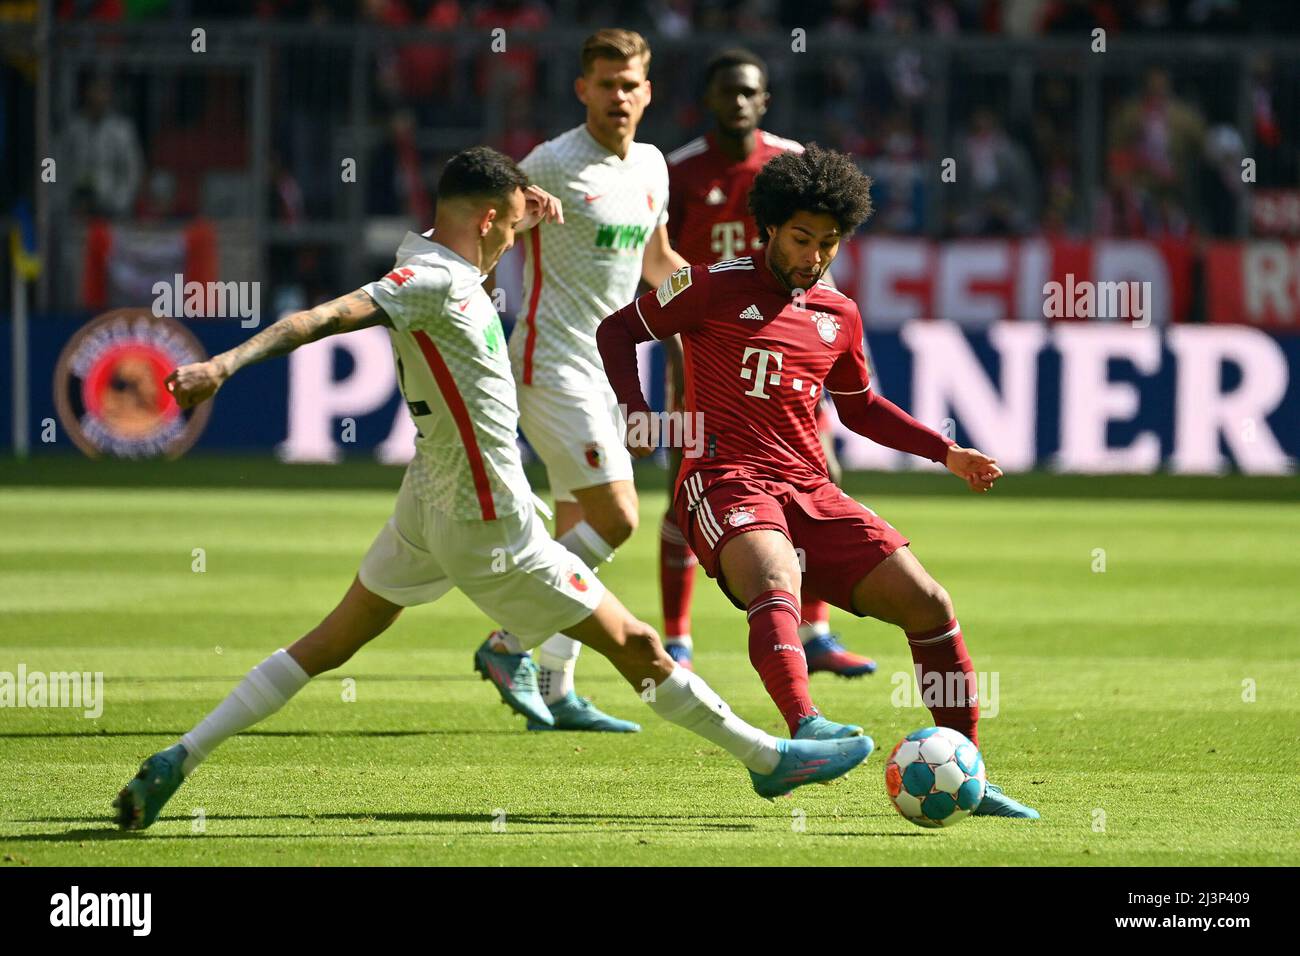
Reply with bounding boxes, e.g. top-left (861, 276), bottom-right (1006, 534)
top-left (705, 185), bottom-right (726, 205)
top-left (739, 304), bottom-right (764, 321)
